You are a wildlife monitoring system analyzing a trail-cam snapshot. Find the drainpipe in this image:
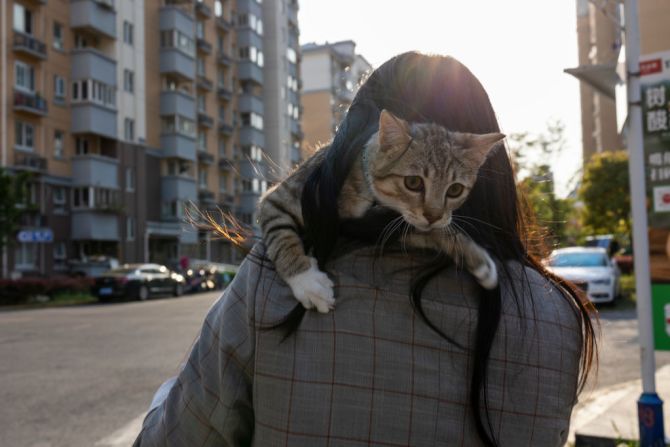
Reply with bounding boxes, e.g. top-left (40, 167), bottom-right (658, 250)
top-left (144, 229), bottom-right (150, 263)
top-left (1, 0), bottom-right (8, 278)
